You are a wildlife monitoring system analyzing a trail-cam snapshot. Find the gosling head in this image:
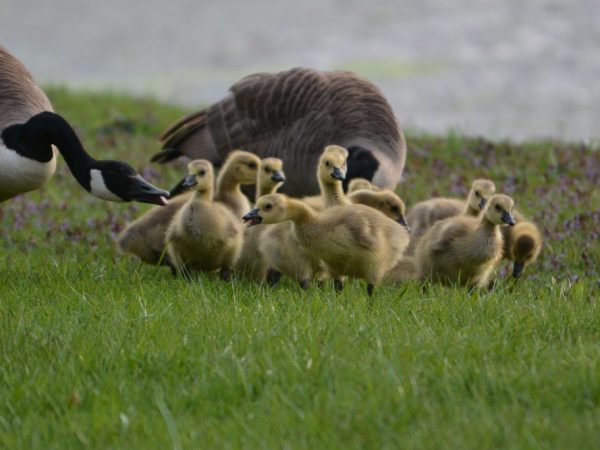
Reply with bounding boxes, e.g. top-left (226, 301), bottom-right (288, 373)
top-left (351, 189), bottom-right (409, 228)
top-left (467, 179), bottom-right (496, 211)
top-left (484, 194), bottom-right (516, 226)
top-left (318, 145), bottom-right (349, 184)
top-left (347, 178), bottom-right (379, 194)
top-left (511, 224), bottom-right (542, 278)
top-left (259, 157), bottom-right (285, 189)
top-left (226, 150), bottom-right (261, 184)
top-left (242, 193), bottom-right (288, 227)
top-left (169, 160), bottom-right (213, 196)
